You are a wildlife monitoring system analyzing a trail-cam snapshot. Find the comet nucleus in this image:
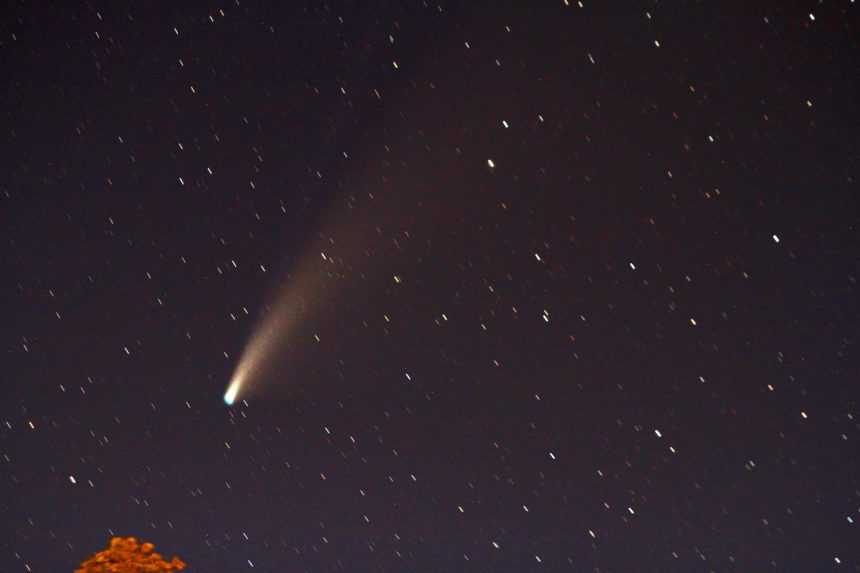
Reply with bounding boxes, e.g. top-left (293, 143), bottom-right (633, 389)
top-left (224, 380), bottom-right (240, 405)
